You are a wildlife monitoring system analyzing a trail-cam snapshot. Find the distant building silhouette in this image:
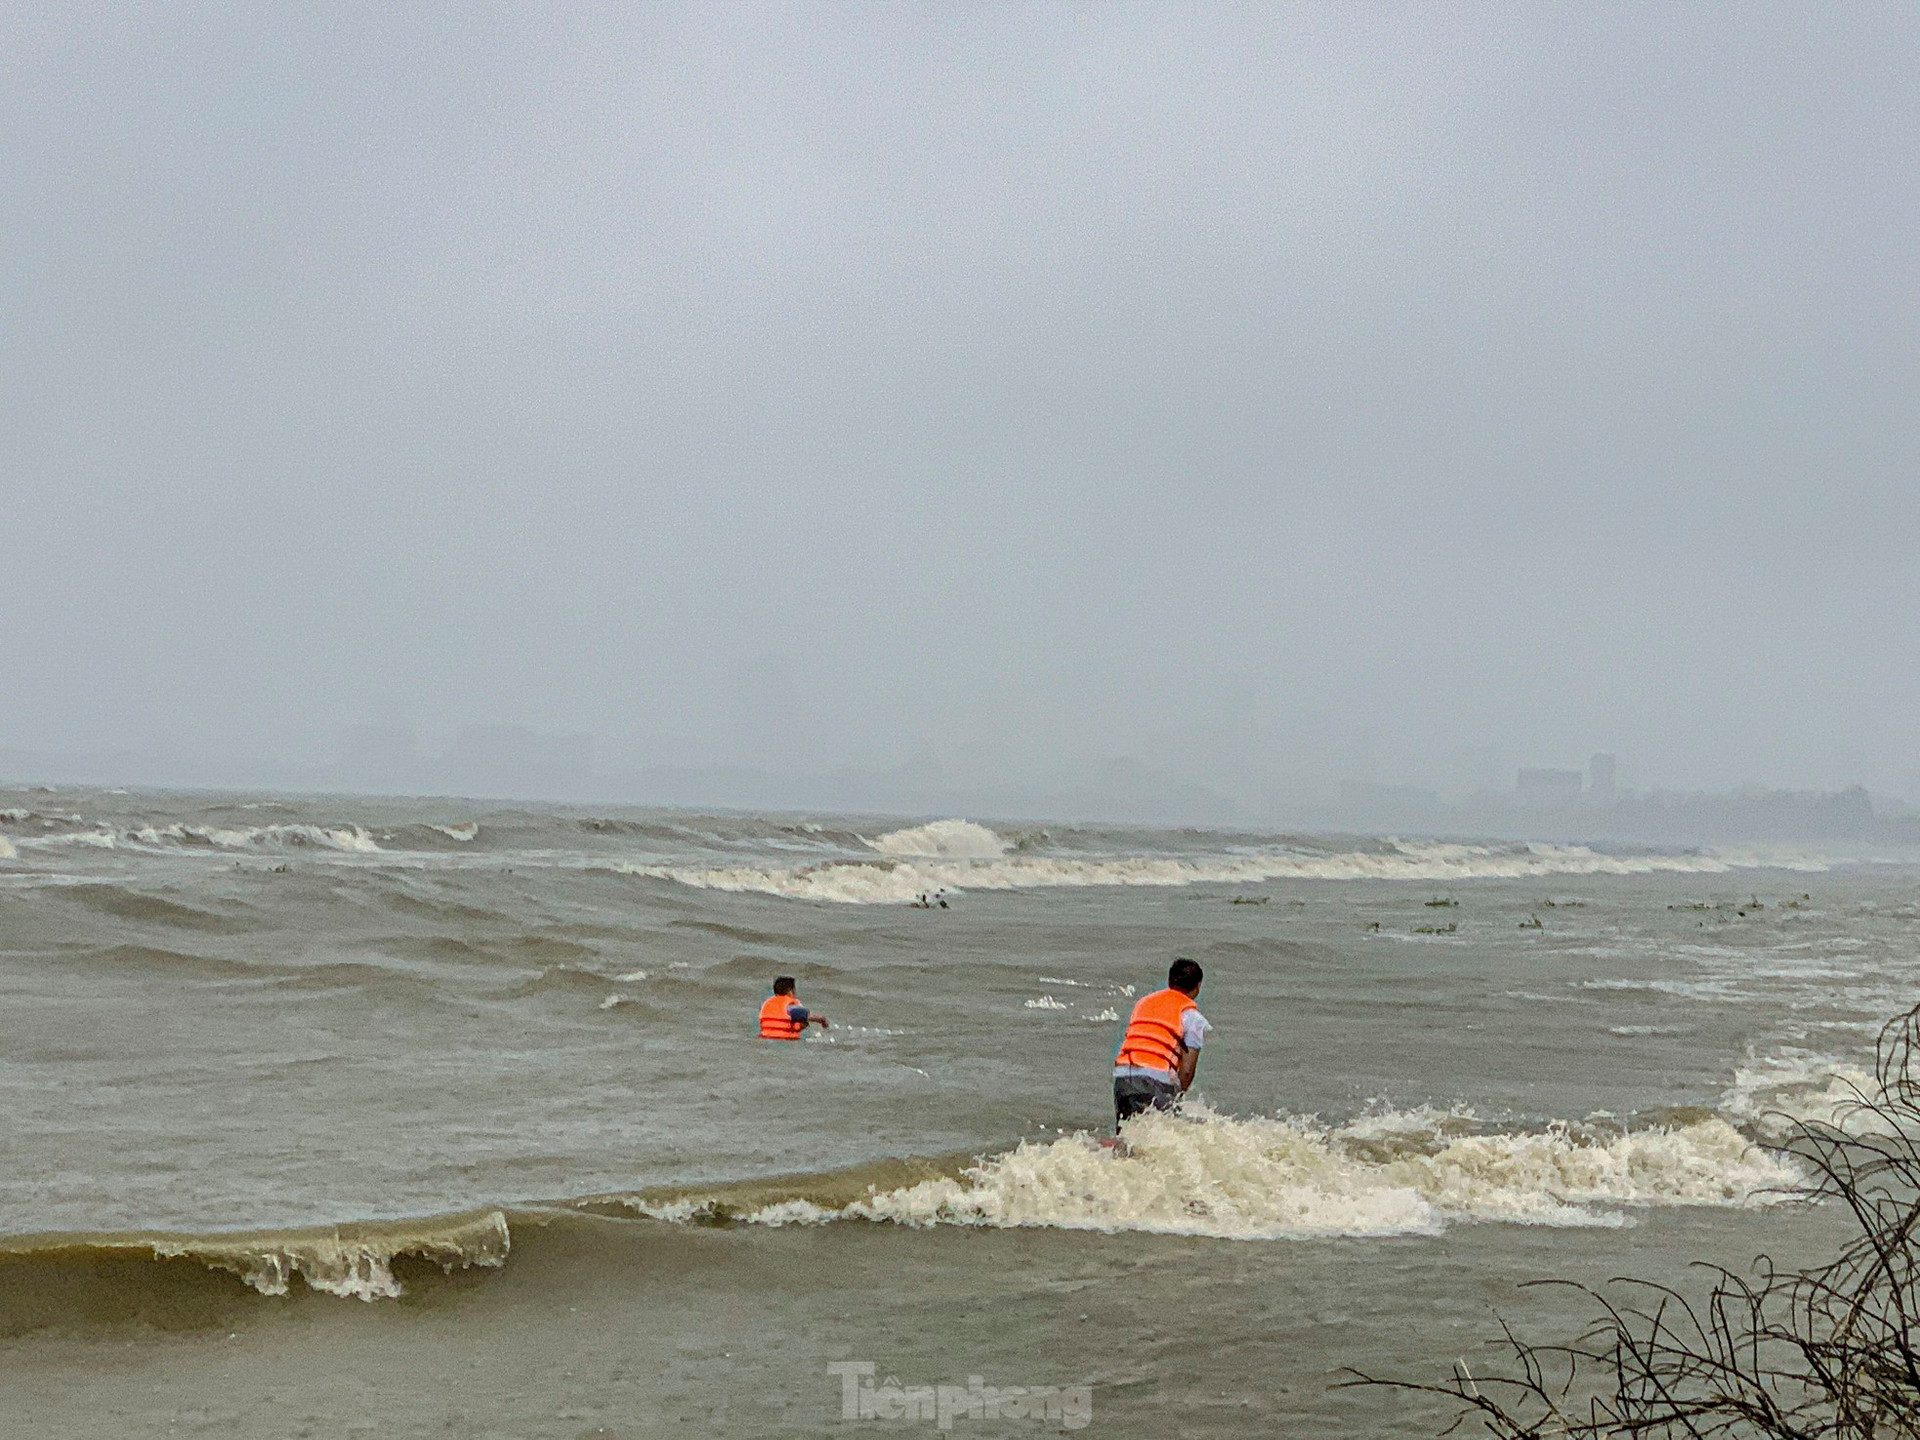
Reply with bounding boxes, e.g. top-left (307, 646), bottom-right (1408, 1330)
top-left (1588, 752), bottom-right (1617, 803)
top-left (1516, 767), bottom-right (1584, 808)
